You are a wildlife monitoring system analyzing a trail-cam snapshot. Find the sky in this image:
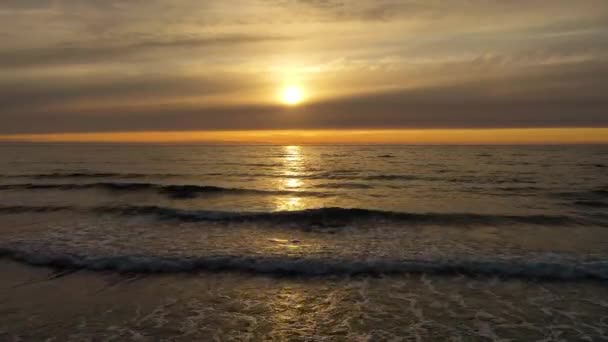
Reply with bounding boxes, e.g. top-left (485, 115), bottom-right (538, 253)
top-left (1, 0), bottom-right (607, 143)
